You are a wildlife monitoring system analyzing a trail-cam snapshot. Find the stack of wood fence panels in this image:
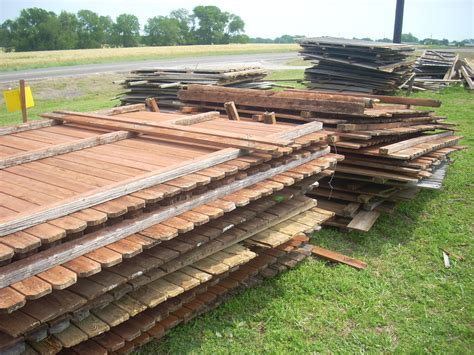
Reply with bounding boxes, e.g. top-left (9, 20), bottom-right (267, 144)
top-left (70, 235), bottom-right (315, 354)
top-left (177, 85), bottom-right (464, 232)
top-left (118, 64), bottom-right (270, 108)
top-left (297, 37), bottom-right (415, 94)
top-left (303, 99), bottom-right (463, 231)
top-left (0, 107), bottom-right (340, 354)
